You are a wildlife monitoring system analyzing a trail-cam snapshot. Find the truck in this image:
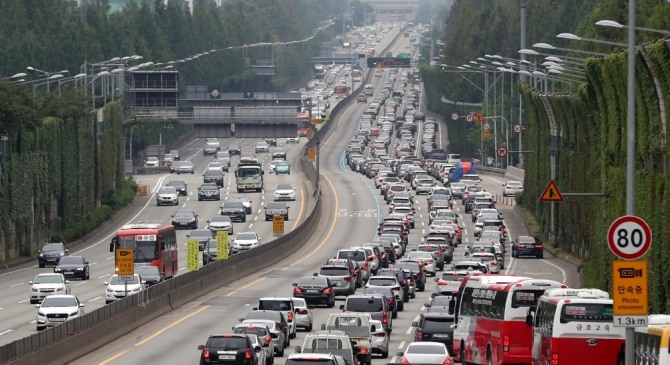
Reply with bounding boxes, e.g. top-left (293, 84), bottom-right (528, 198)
top-left (235, 157), bottom-right (264, 193)
top-left (295, 330), bottom-right (357, 365)
top-left (449, 161), bottom-right (475, 183)
top-left (321, 313), bottom-right (374, 365)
